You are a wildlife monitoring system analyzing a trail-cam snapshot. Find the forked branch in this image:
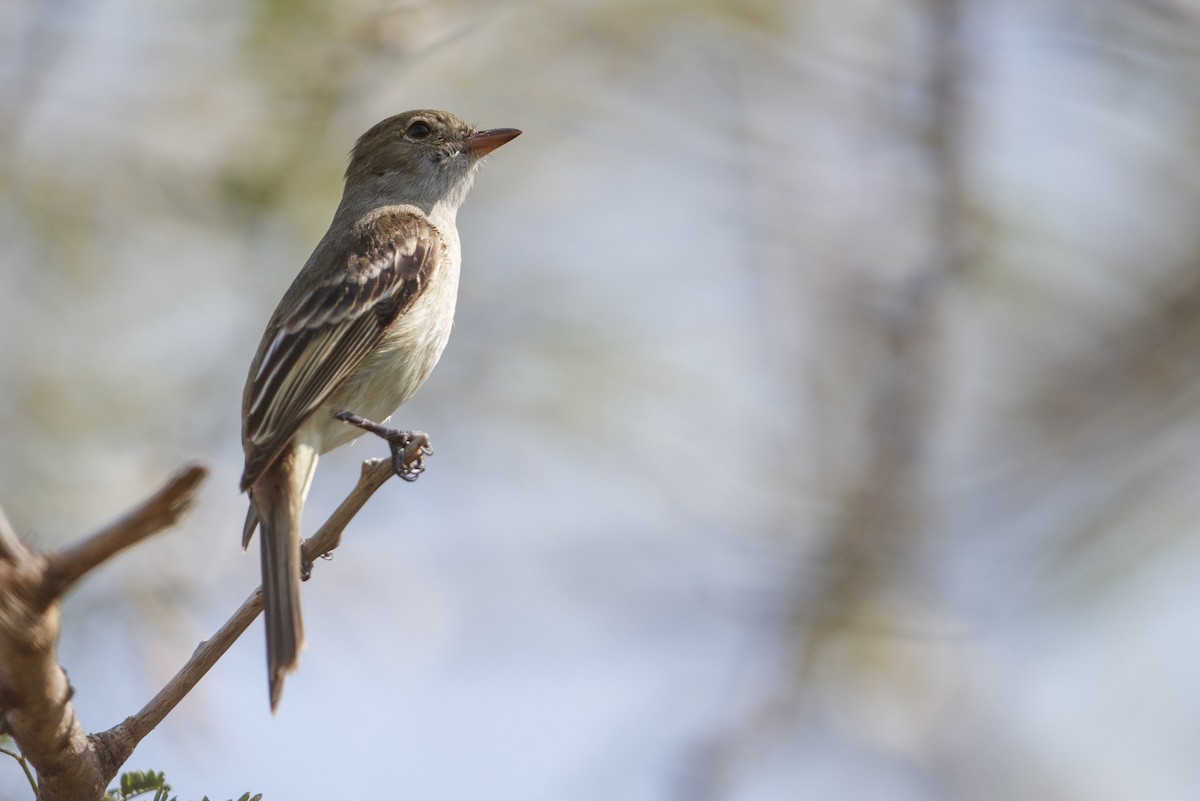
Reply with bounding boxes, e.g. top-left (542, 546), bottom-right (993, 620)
top-left (0, 444), bottom-right (420, 801)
